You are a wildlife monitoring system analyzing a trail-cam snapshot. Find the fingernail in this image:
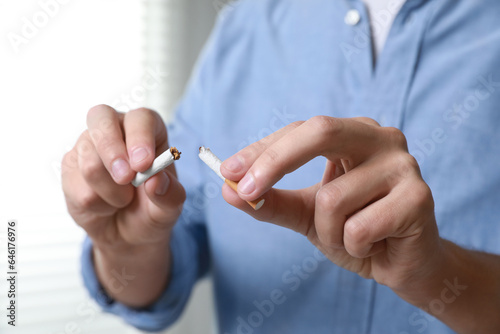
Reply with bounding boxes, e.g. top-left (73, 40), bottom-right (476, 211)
top-left (238, 173), bottom-right (256, 195)
top-left (131, 147), bottom-right (148, 164)
top-left (155, 172), bottom-right (170, 196)
top-left (111, 159), bottom-right (129, 180)
top-left (224, 156), bottom-right (243, 173)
